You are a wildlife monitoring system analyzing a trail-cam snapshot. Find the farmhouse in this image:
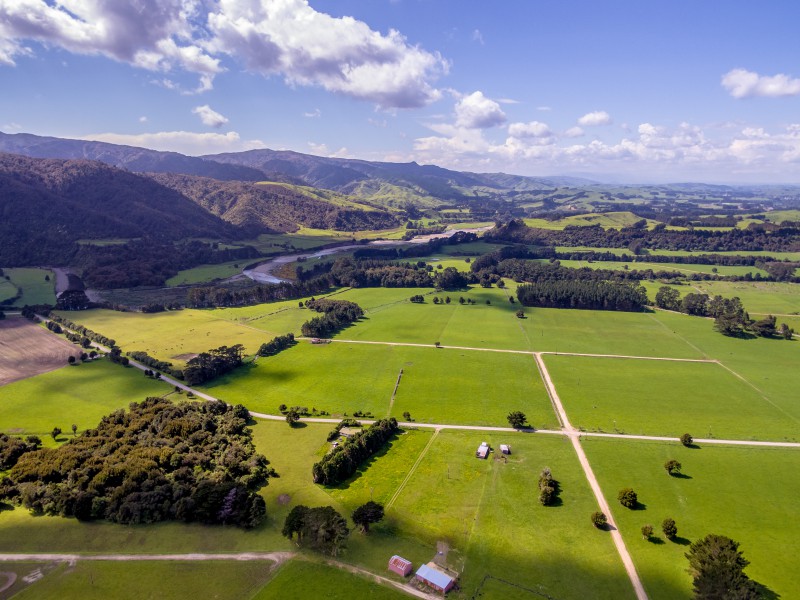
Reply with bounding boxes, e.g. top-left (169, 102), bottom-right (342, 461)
top-left (500, 444), bottom-right (511, 455)
top-left (388, 555), bottom-right (413, 577)
top-left (415, 562), bottom-right (455, 594)
top-left (476, 442), bottom-right (489, 459)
